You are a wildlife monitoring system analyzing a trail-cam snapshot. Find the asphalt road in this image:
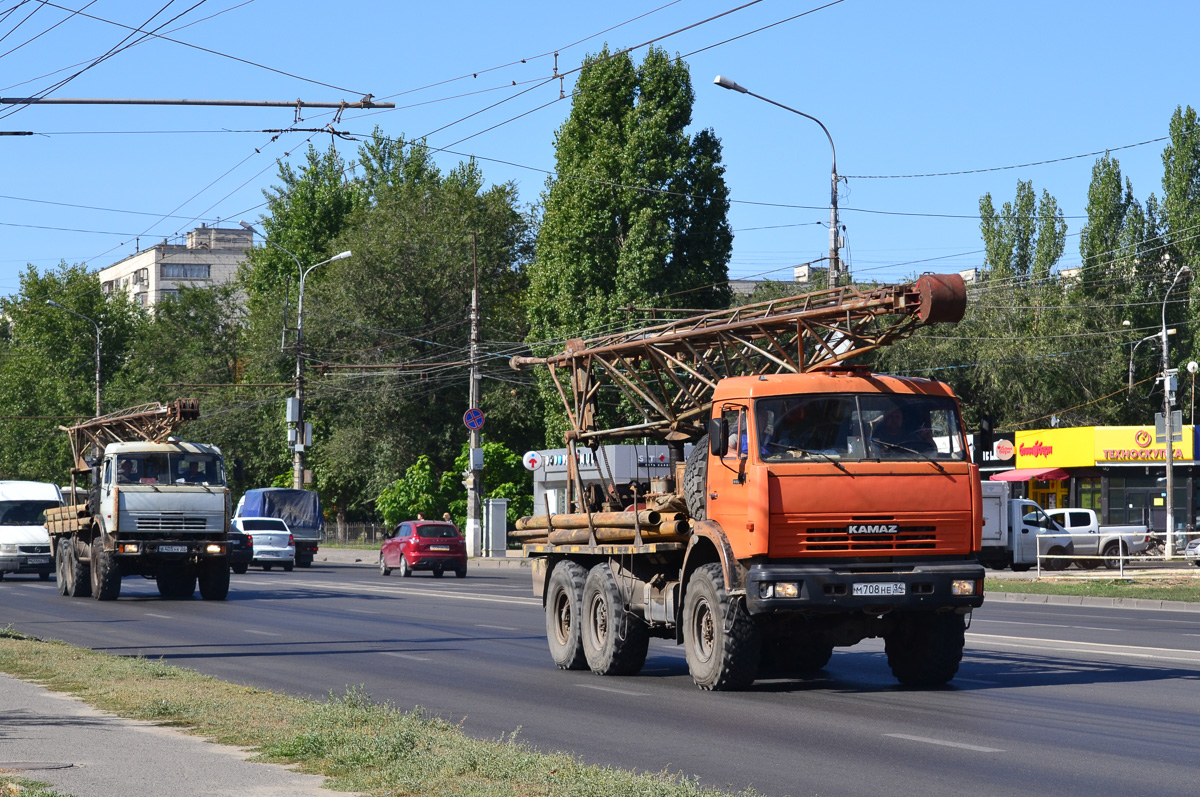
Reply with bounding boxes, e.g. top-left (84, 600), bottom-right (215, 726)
top-left (3, 564), bottom-right (1199, 797)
